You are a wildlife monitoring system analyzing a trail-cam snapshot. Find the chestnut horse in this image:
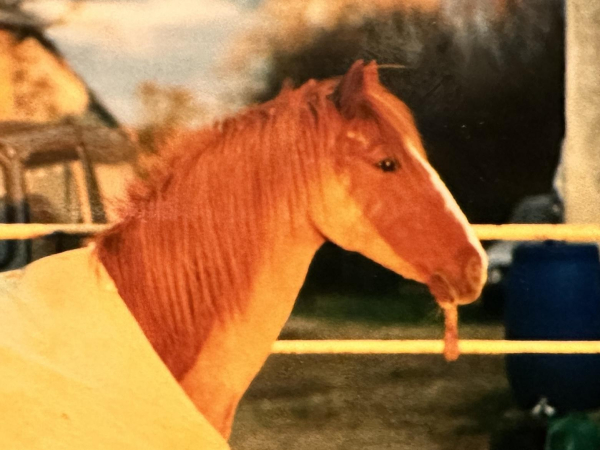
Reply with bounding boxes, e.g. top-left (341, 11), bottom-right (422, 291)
top-left (92, 60), bottom-right (487, 438)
